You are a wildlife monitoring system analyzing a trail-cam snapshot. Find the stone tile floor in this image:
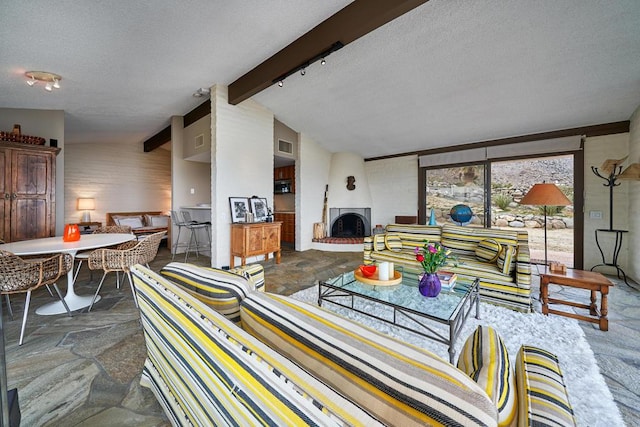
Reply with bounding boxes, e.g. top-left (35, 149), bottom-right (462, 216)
top-left (2, 245), bottom-right (639, 425)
